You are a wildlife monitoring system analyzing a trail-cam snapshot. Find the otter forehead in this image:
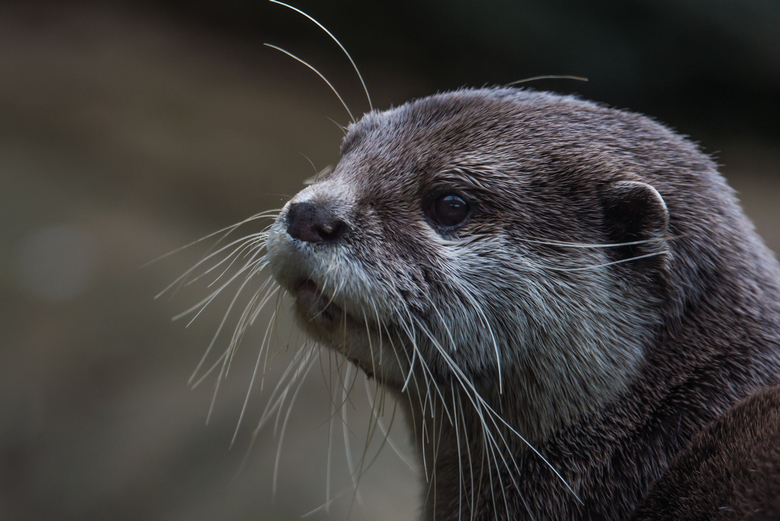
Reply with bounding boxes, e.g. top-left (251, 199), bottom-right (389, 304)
top-left (340, 87), bottom-right (699, 184)
top-left (329, 88), bottom-right (723, 250)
